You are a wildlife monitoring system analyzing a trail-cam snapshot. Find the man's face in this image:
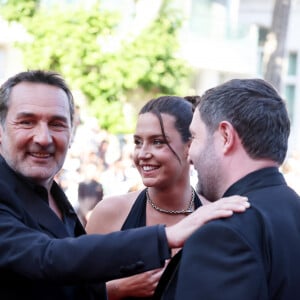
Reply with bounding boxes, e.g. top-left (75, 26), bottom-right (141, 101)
top-left (188, 110), bottom-right (221, 201)
top-left (0, 82), bottom-right (72, 188)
